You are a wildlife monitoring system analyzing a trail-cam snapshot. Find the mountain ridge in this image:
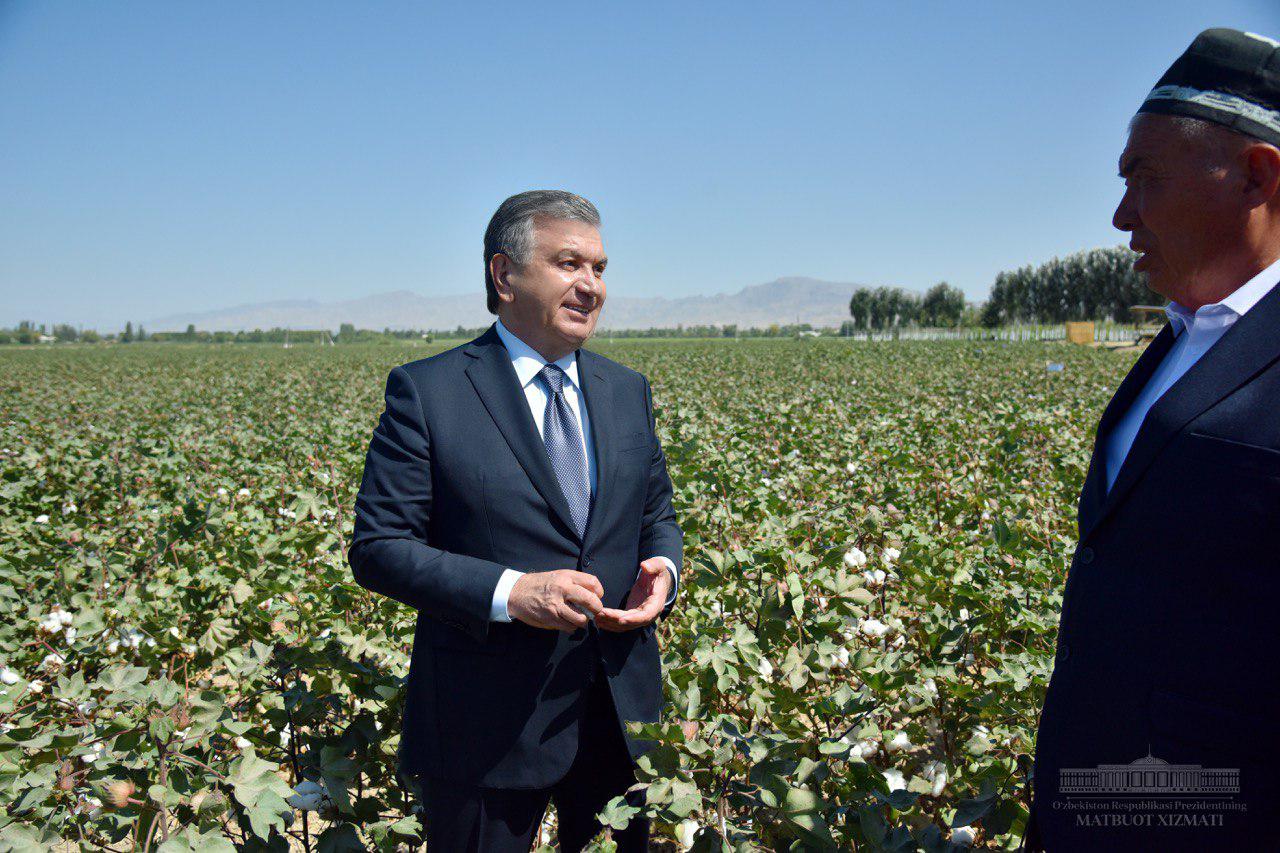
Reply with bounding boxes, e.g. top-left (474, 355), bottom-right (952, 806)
top-left (145, 277), bottom-right (895, 332)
